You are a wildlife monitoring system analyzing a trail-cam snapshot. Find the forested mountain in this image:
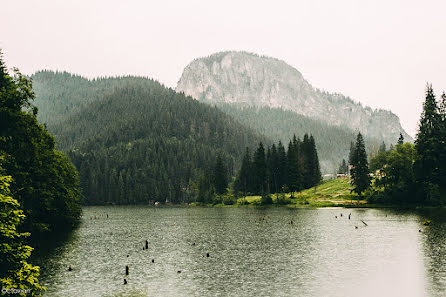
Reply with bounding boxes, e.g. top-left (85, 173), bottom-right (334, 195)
top-left (217, 104), bottom-right (374, 173)
top-left (31, 71), bottom-right (267, 205)
top-left (176, 51), bottom-right (412, 146)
